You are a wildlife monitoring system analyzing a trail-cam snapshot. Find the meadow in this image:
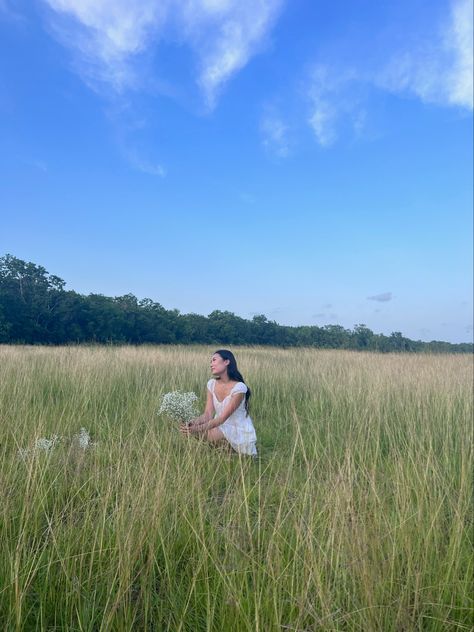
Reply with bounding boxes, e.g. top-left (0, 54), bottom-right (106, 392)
top-left (0, 344), bottom-right (472, 631)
